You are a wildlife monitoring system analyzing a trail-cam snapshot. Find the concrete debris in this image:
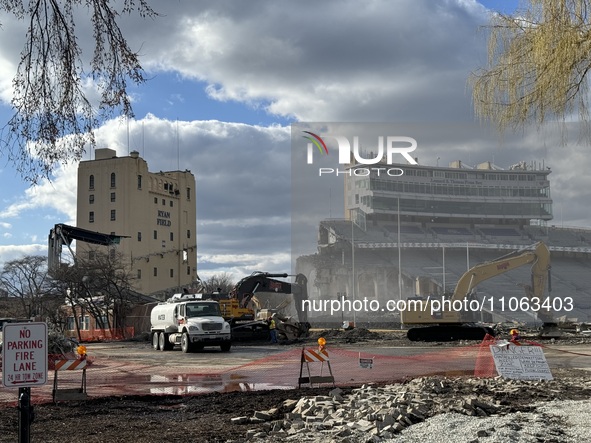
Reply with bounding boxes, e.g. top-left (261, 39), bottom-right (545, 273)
top-left (234, 375), bottom-right (591, 442)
